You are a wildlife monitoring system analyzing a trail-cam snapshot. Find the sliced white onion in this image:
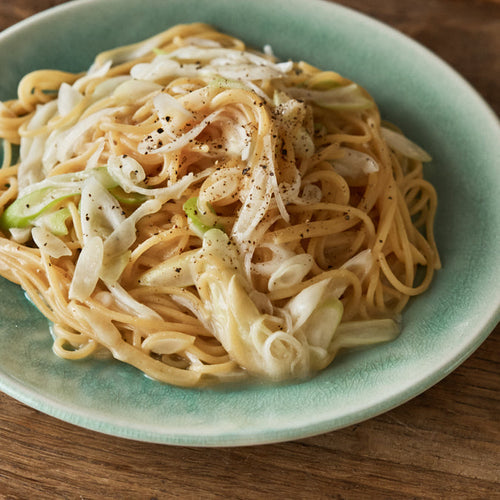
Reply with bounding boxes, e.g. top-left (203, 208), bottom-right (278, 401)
top-left (131, 57), bottom-right (186, 81)
top-left (57, 82), bottom-right (84, 117)
top-left (43, 107), bottom-right (120, 171)
top-left (106, 282), bottom-right (161, 319)
top-left (112, 79), bottom-right (162, 102)
top-left (100, 251), bottom-right (131, 285)
top-left (341, 249), bottom-right (374, 281)
top-left (332, 318), bottom-right (400, 350)
top-left (300, 183), bottom-right (323, 204)
top-left (263, 44), bottom-right (274, 56)
top-left (293, 127), bottom-right (315, 160)
top-left (331, 148), bottom-right (379, 179)
top-left (89, 75), bottom-right (131, 102)
top-left (103, 198), bottom-right (162, 258)
top-left (85, 138), bottom-right (105, 170)
top-left (231, 161), bottom-right (273, 243)
top-left (118, 155), bottom-right (147, 185)
top-left (214, 64), bottom-right (287, 81)
top-left (302, 298), bottom-right (343, 350)
top-left (381, 126), bottom-right (432, 162)
top-left (285, 83), bottom-right (373, 110)
top-left (268, 254), bottom-right (314, 292)
top-left (69, 235), bottom-right (104, 301)
top-left (73, 60), bottom-right (112, 92)
top-left (32, 226), bottom-right (72, 258)
top-left (138, 108), bottom-right (218, 155)
top-left (80, 175), bottom-right (125, 243)
top-left (18, 100), bottom-right (58, 189)
top-left (284, 278), bottom-right (332, 331)
top-left (183, 37), bottom-right (222, 48)
top-left (153, 92), bottom-right (193, 121)
top-left (142, 332), bottom-right (195, 355)
top-left (139, 248), bottom-right (199, 288)
top-left (9, 227), bottom-right (31, 243)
